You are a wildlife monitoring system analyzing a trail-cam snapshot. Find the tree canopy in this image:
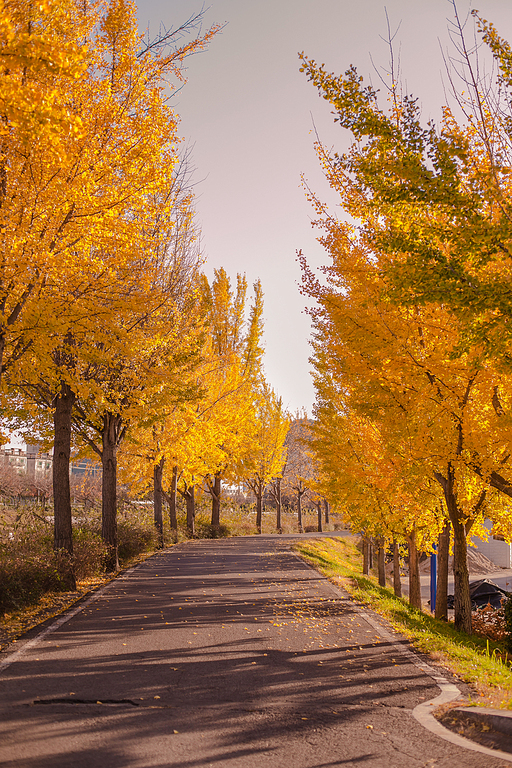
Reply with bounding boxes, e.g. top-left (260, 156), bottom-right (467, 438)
top-left (300, 7), bottom-right (512, 632)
